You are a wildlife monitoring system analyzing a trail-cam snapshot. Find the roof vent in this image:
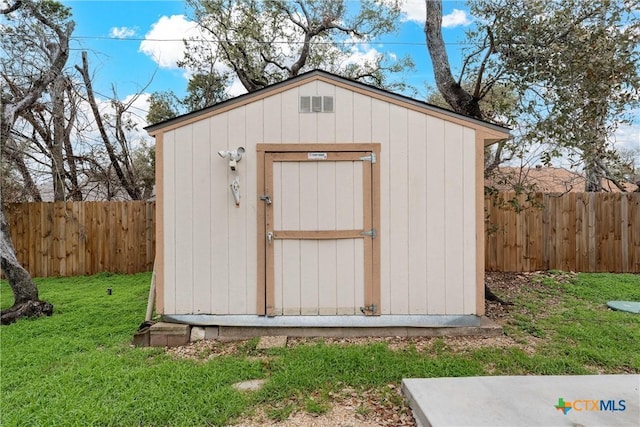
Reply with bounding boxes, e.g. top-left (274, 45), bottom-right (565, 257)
top-left (300, 96), bottom-right (334, 113)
